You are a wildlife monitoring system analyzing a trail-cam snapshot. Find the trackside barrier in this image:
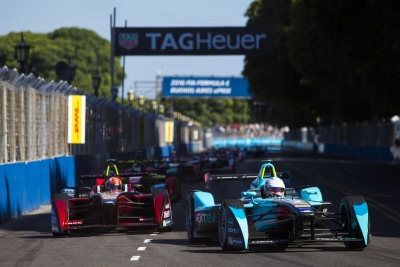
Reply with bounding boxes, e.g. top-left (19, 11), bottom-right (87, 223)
top-left (0, 156), bottom-right (76, 223)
